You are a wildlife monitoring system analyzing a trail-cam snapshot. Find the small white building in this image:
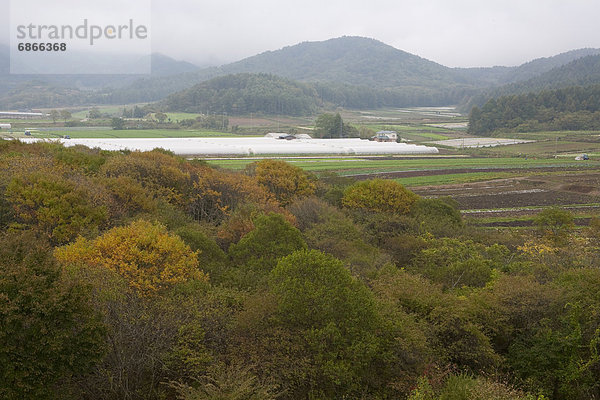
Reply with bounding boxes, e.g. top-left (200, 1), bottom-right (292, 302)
top-left (0, 123), bottom-right (11, 129)
top-left (376, 130), bottom-right (398, 140)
